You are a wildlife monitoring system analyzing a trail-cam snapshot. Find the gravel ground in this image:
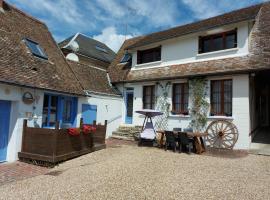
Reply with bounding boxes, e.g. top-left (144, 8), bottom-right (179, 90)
top-left (0, 145), bottom-right (269, 200)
